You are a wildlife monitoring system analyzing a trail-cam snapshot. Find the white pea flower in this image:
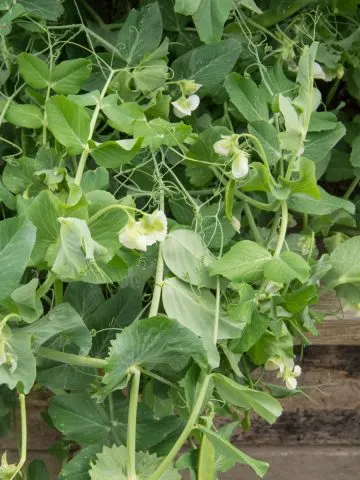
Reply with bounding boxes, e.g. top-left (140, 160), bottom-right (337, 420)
top-left (231, 216), bottom-right (241, 233)
top-left (285, 365), bottom-right (302, 390)
top-left (313, 62), bottom-right (331, 82)
top-left (213, 135), bottom-right (236, 156)
top-left (231, 149), bottom-right (250, 179)
top-left (181, 80), bottom-right (202, 95)
top-left (172, 95), bottom-right (200, 118)
top-left (140, 210), bottom-right (168, 245)
top-left (119, 220), bottom-right (148, 251)
top-left (265, 357), bottom-right (301, 390)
